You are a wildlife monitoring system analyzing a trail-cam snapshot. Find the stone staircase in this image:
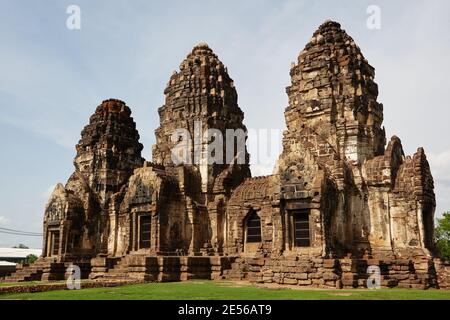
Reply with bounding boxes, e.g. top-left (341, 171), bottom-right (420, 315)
top-left (98, 256), bottom-right (135, 281)
top-left (90, 254), bottom-right (150, 282)
top-left (91, 254), bottom-right (235, 282)
top-left (4, 258), bottom-right (54, 282)
top-left (3, 258), bottom-right (92, 283)
top-left (222, 258), bottom-right (248, 280)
